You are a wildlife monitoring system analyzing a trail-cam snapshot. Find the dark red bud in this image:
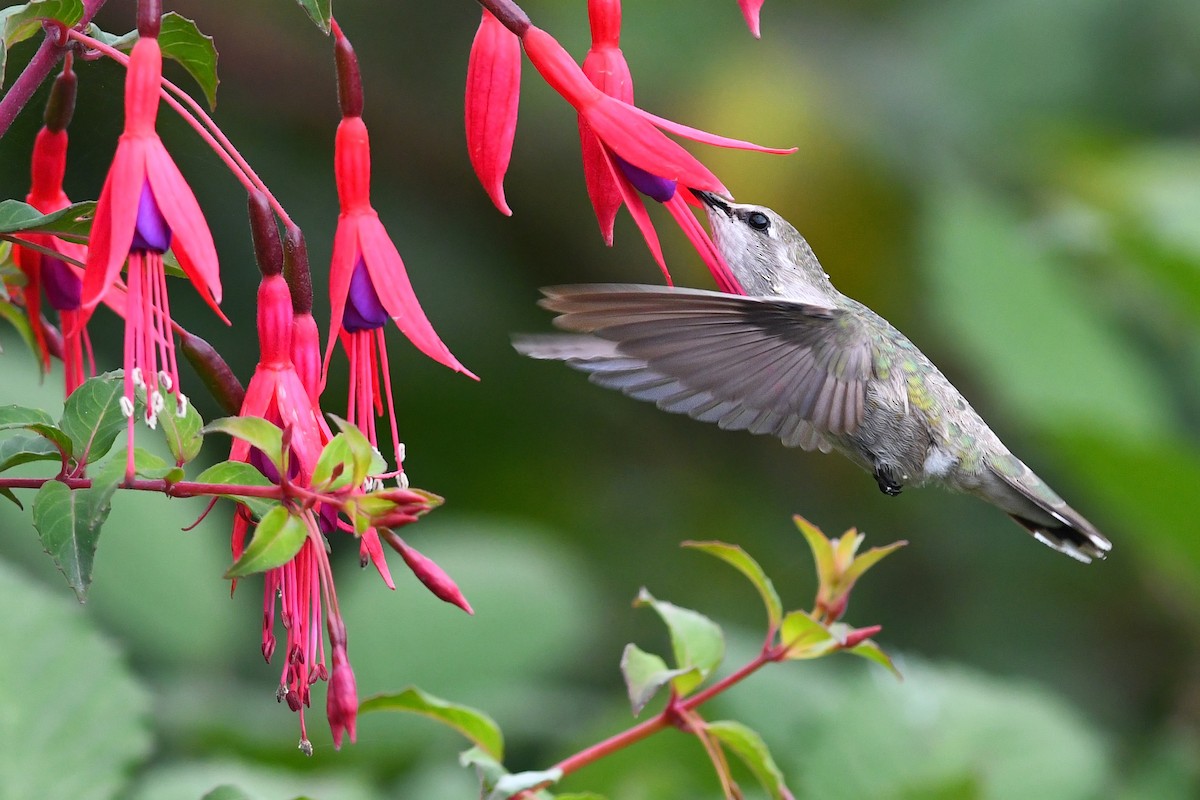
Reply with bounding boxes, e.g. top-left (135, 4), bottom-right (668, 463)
top-left (332, 20), bottom-right (364, 118)
top-left (478, 0), bottom-right (530, 36)
top-left (137, 0), bottom-right (162, 38)
top-left (179, 329), bottom-right (245, 414)
top-left (43, 61), bottom-right (76, 132)
top-left (248, 192), bottom-right (283, 276)
top-left (282, 224), bottom-right (313, 314)
top-left (262, 634), bottom-right (277, 662)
